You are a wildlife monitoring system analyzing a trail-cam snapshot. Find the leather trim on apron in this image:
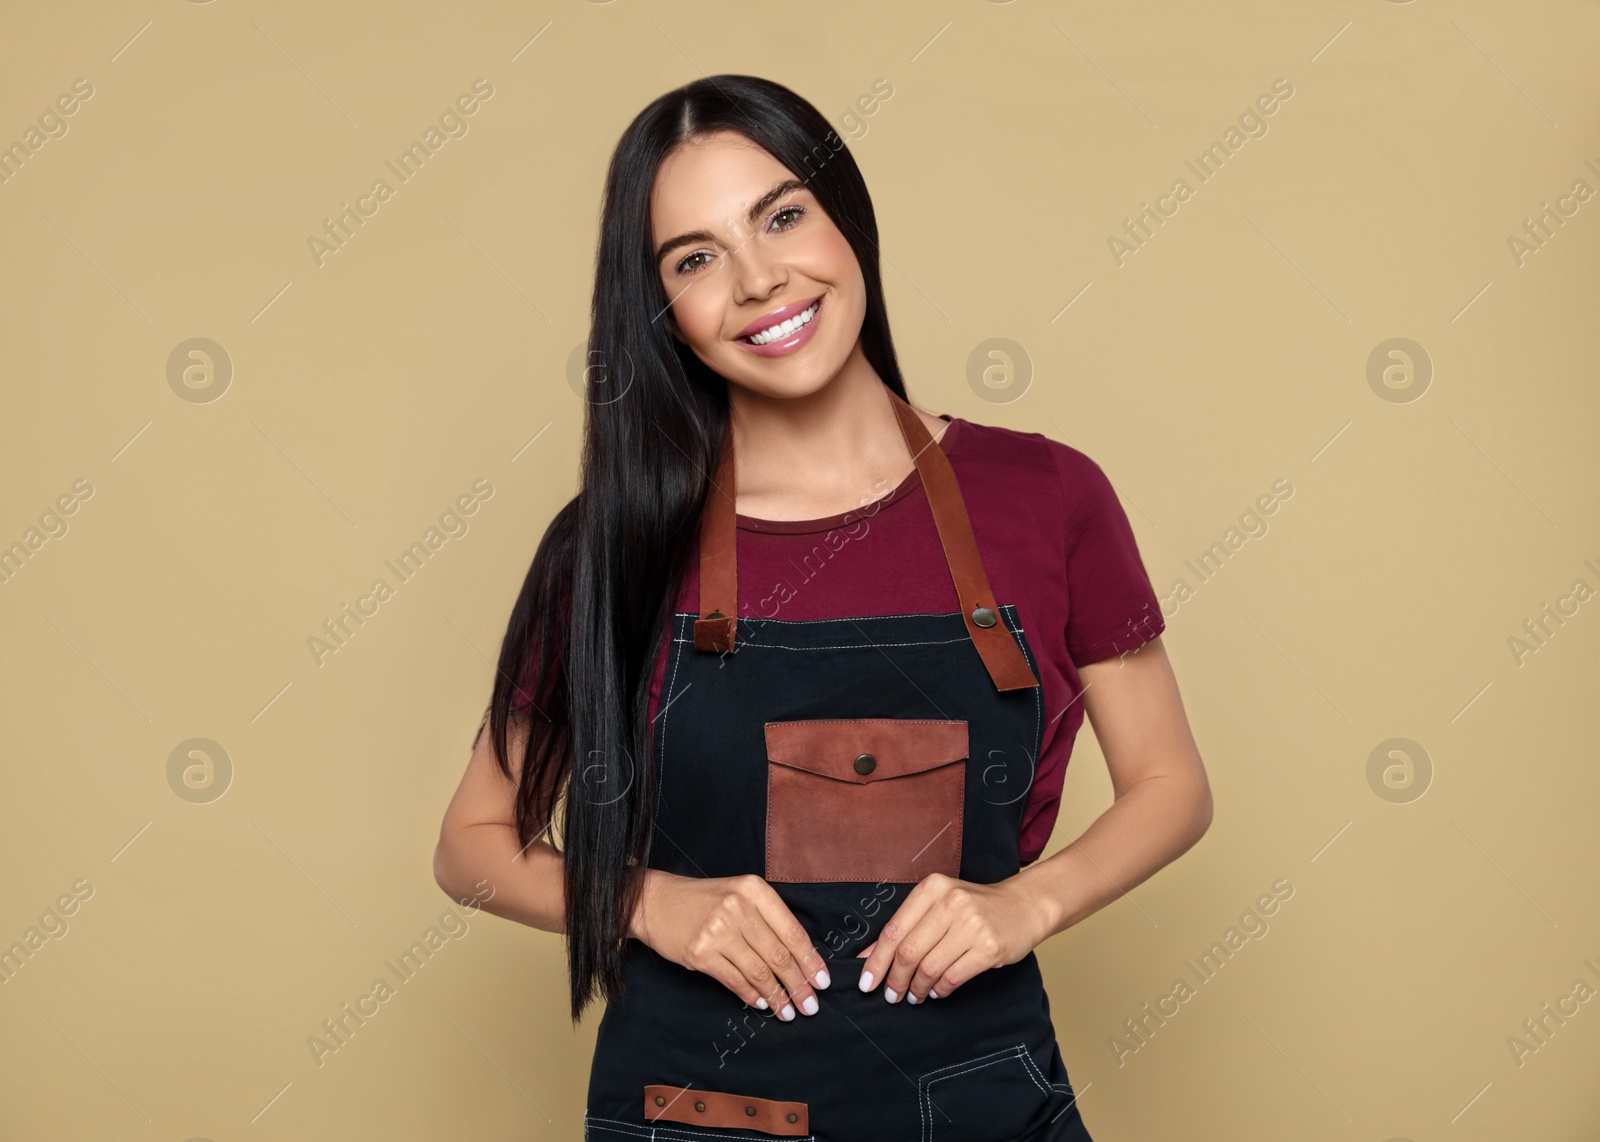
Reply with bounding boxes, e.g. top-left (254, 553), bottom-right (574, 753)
top-left (644, 1083), bottom-right (810, 1135)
